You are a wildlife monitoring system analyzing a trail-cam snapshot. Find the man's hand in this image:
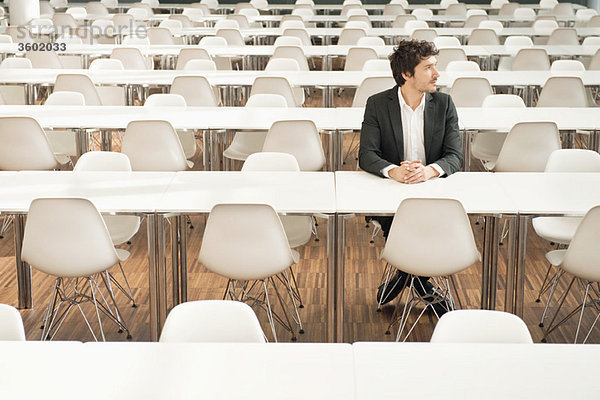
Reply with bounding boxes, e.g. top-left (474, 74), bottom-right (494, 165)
top-left (388, 164), bottom-right (412, 183)
top-left (402, 161), bottom-right (439, 184)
